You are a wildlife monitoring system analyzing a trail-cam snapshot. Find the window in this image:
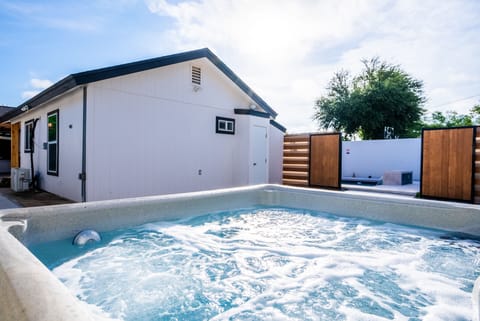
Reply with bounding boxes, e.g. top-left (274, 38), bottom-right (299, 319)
top-left (47, 110), bottom-right (59, 175)
top-left (24, 120), bottom-right (34, 153)
top-left (216, 116), bottom-right (235, 135)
